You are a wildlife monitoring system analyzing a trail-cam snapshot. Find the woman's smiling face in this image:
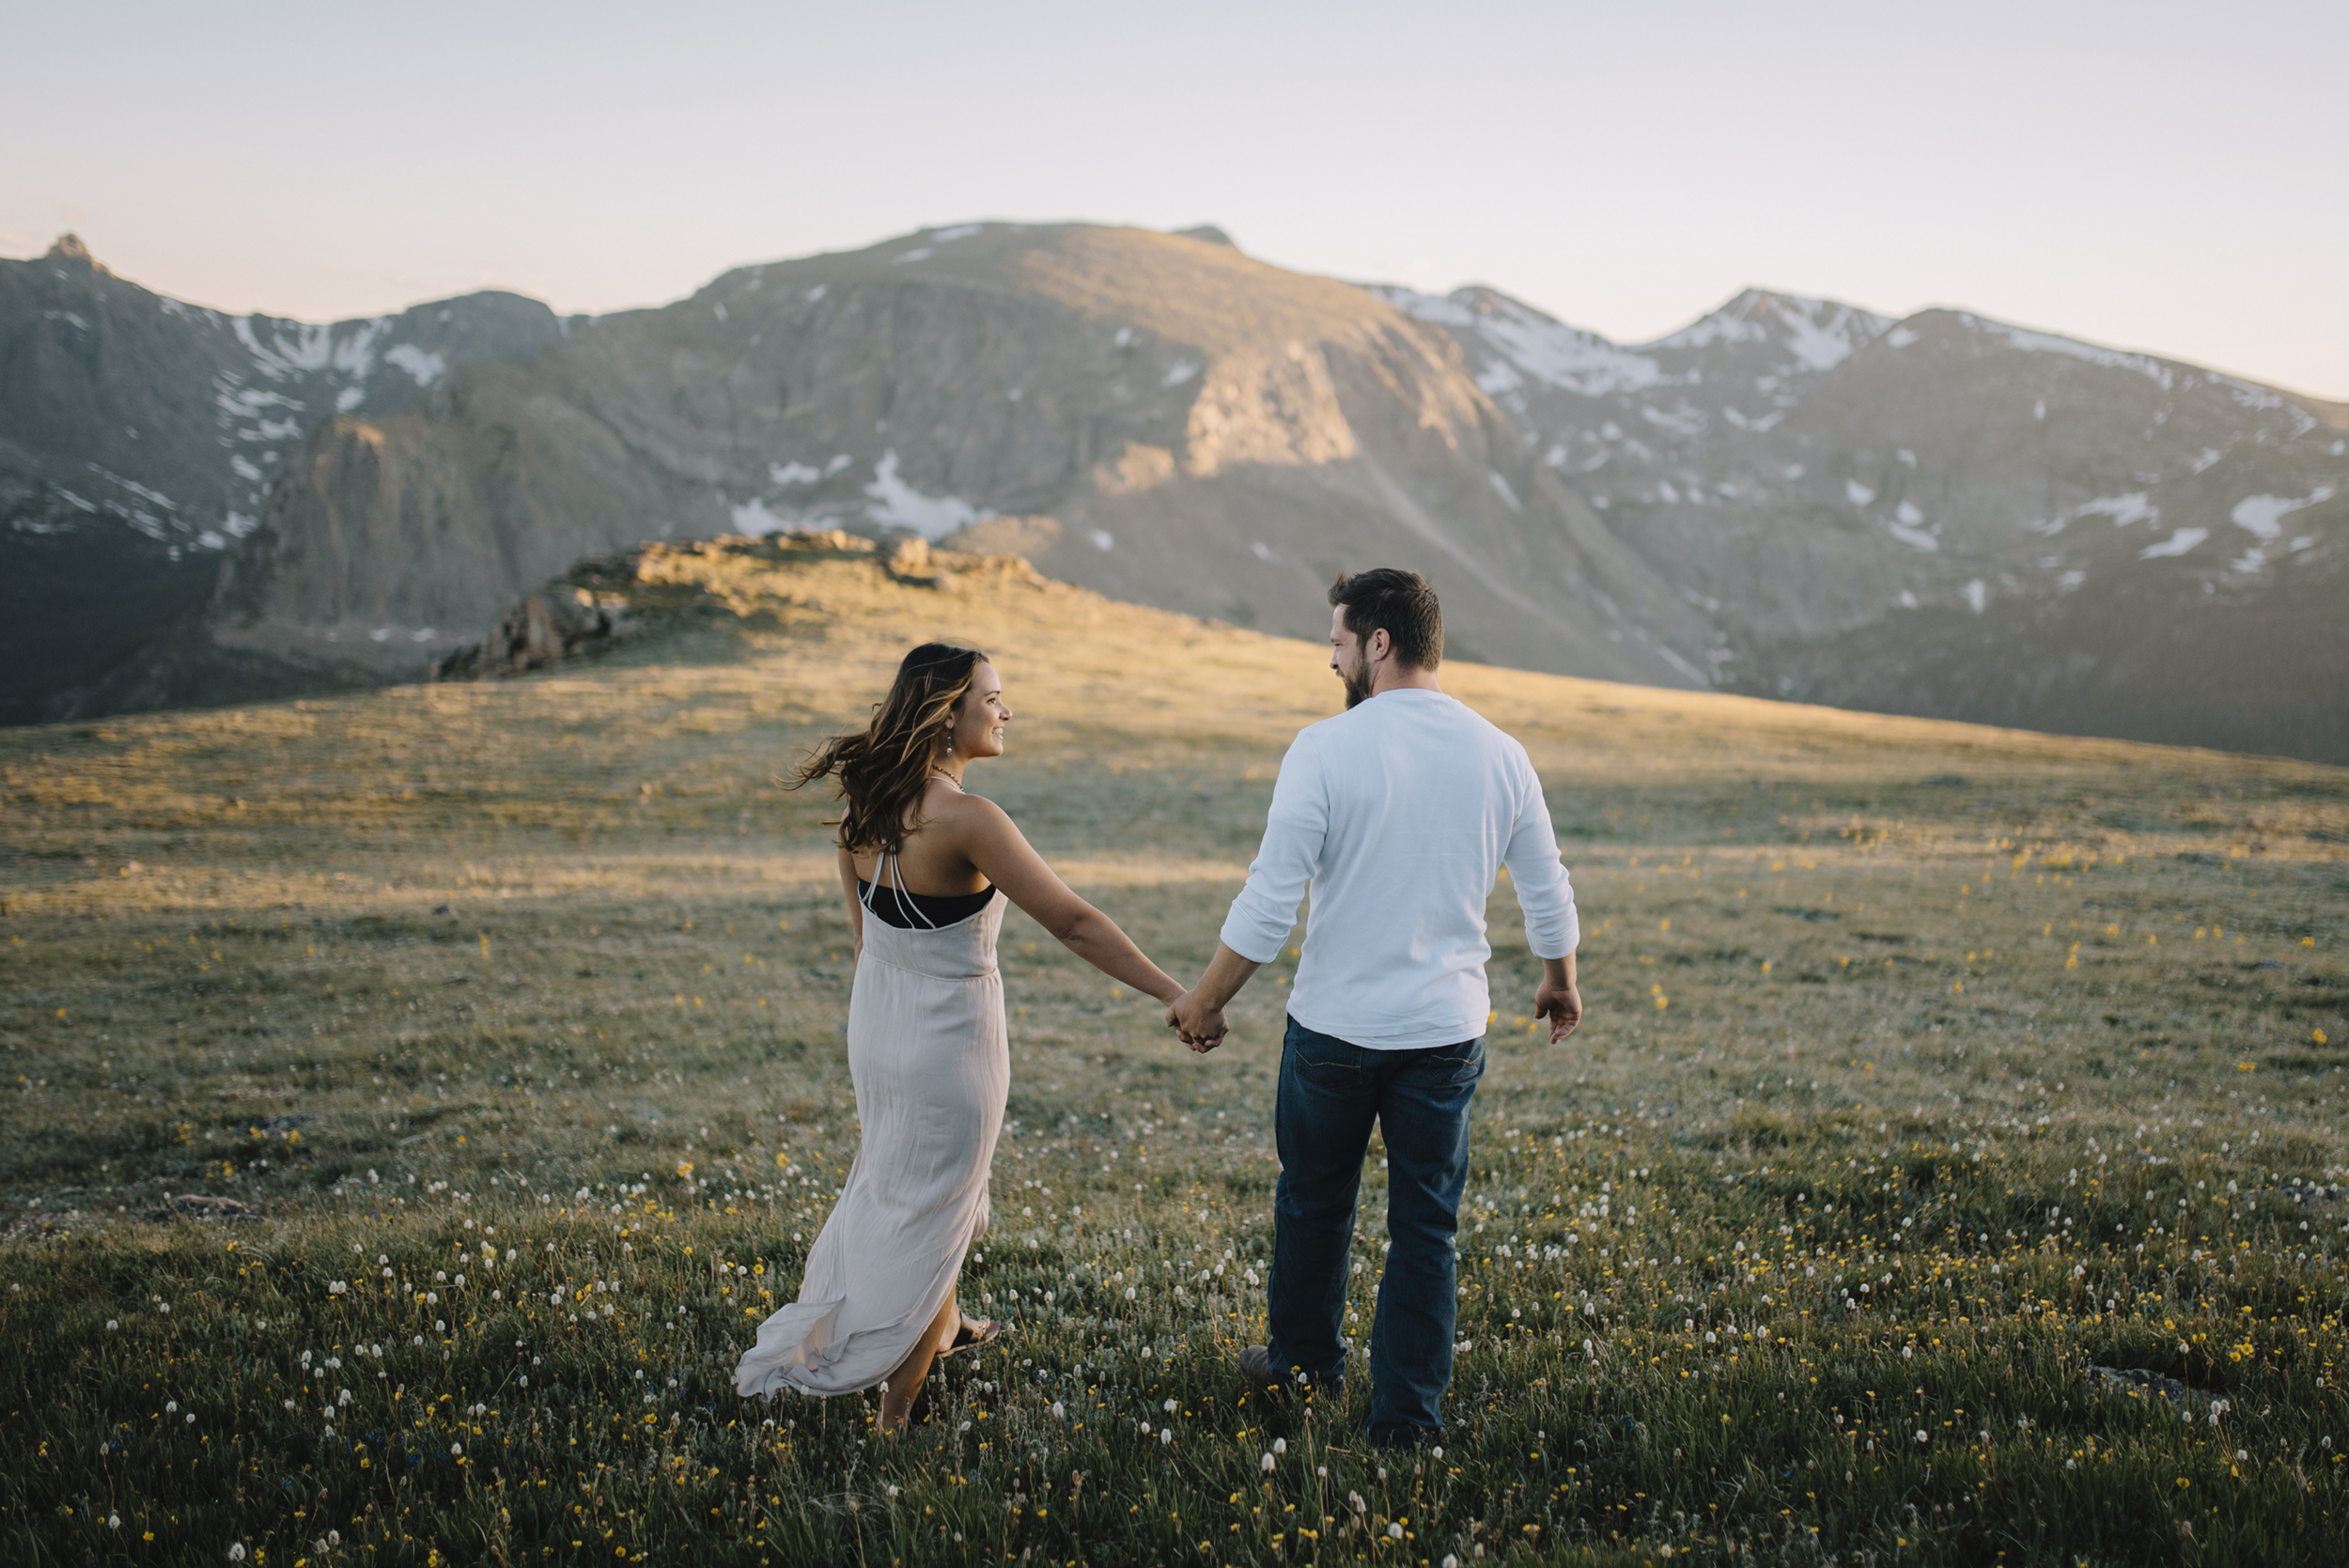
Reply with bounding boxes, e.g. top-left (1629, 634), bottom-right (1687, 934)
top-left (949, 661), bottom-right (1011, 760)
